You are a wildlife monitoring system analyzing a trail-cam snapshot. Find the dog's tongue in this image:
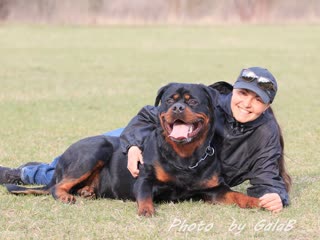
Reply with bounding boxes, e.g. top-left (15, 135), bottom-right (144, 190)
top-left (169, 122), bottom-right (193, 139)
